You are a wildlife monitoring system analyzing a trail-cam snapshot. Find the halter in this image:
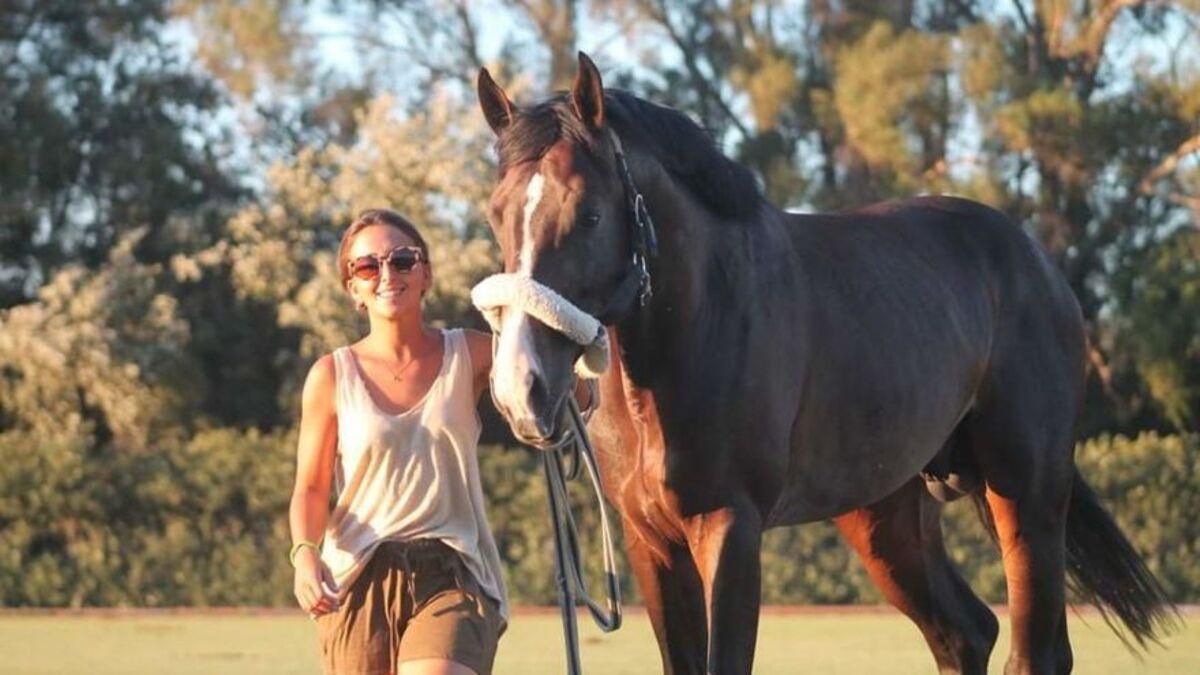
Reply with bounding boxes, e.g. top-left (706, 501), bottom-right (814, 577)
top-left (470, 127), bottom-right (660, 675)
top-left (600, 128), bottom-right (659, 320)
top-left (471, 127), bottom-right (660, 376)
